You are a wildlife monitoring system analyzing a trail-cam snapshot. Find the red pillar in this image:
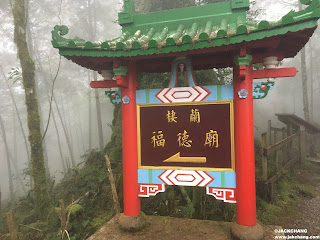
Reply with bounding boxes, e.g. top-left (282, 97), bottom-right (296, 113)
top-left (233, 62), bottom-right (257, 226)
top-left (121, 62), bottom-right (141, 216)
